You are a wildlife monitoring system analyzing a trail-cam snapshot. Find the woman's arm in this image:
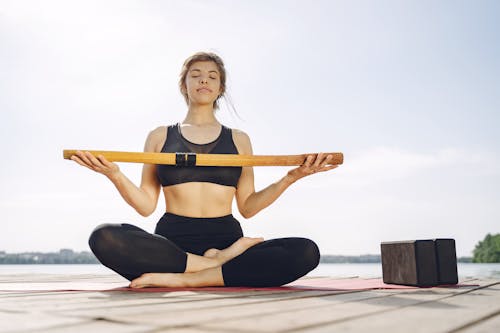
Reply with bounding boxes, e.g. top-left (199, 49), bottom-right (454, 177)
top-left (71, 127), bottom-right (164, 217)
top-left (234, 130), bottom-right (338, 219)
